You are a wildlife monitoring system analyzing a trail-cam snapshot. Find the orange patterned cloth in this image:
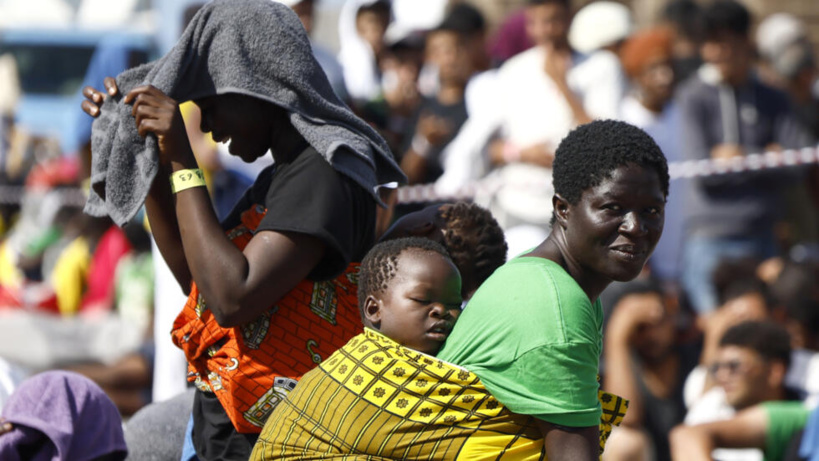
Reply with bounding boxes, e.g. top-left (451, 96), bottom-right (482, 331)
top-left (171, 203), bottom-right (364, 433)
